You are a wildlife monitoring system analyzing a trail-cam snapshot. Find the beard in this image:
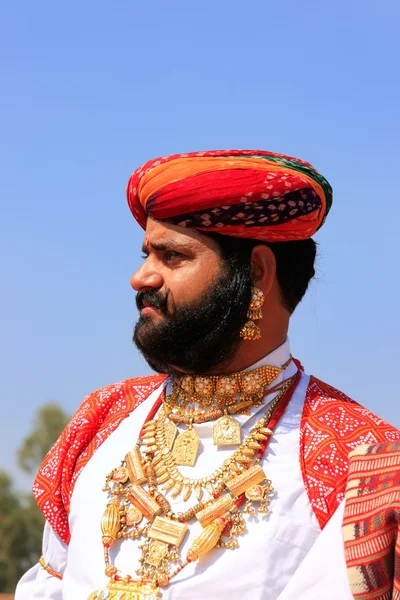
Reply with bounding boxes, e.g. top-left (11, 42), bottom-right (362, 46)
top-left (133, 265), bottom-right (253, 375)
